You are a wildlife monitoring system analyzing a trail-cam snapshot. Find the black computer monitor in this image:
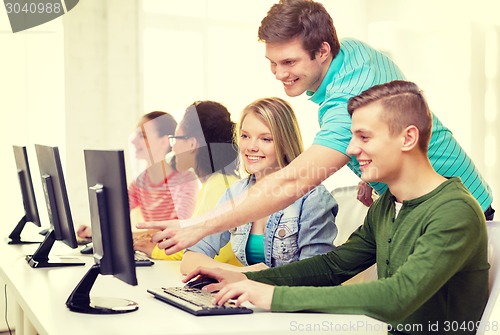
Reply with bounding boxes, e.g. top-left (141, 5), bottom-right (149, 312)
top-left (8, 146), bottom-right (43, 244)
top-left (66, 149), bottom-right (138, 314)
top-left (25, 144), bottom-right (85, 268)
